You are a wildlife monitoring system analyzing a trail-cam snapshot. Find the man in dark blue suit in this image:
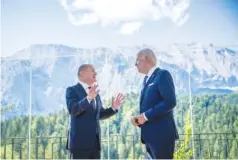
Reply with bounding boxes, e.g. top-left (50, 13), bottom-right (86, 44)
top-left (131, 48), bottom-right (179, 159)
top-left (66, 64), bottom-right (125, 159)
